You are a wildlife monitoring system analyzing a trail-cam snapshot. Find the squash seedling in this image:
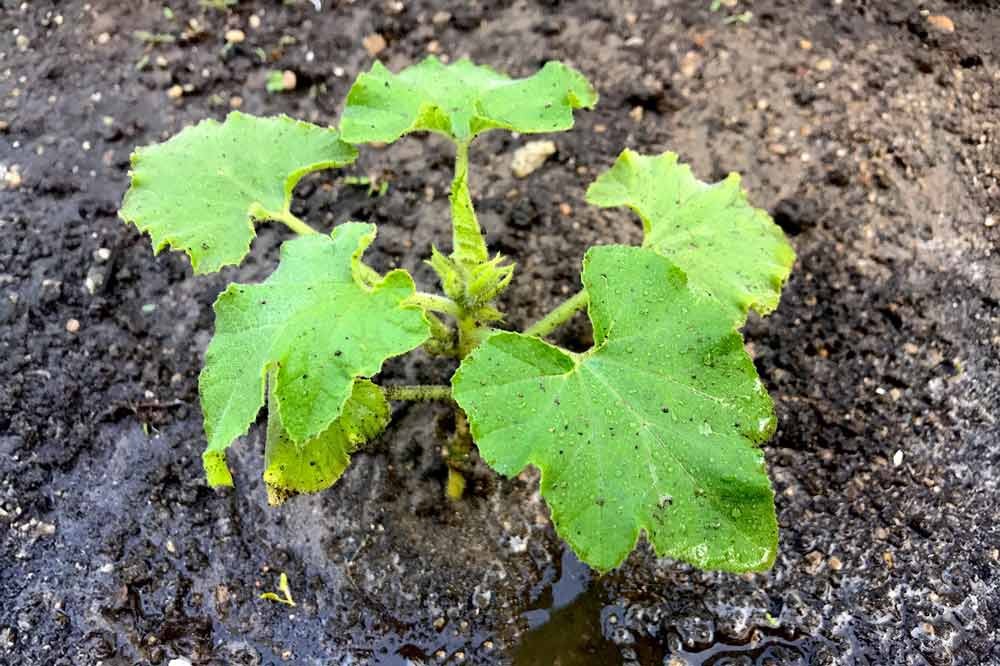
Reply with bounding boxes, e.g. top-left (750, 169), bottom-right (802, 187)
top-left (120, 57), bottom-right (795, 573)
